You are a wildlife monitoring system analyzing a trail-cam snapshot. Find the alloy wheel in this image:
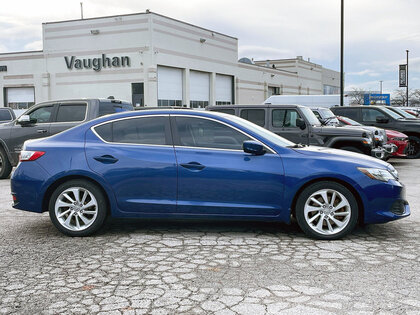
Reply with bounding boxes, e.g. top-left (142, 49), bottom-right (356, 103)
top-left (54, 187), bottom-right (98, 231)
top-left (303, 189), bottom-right (351, 236)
